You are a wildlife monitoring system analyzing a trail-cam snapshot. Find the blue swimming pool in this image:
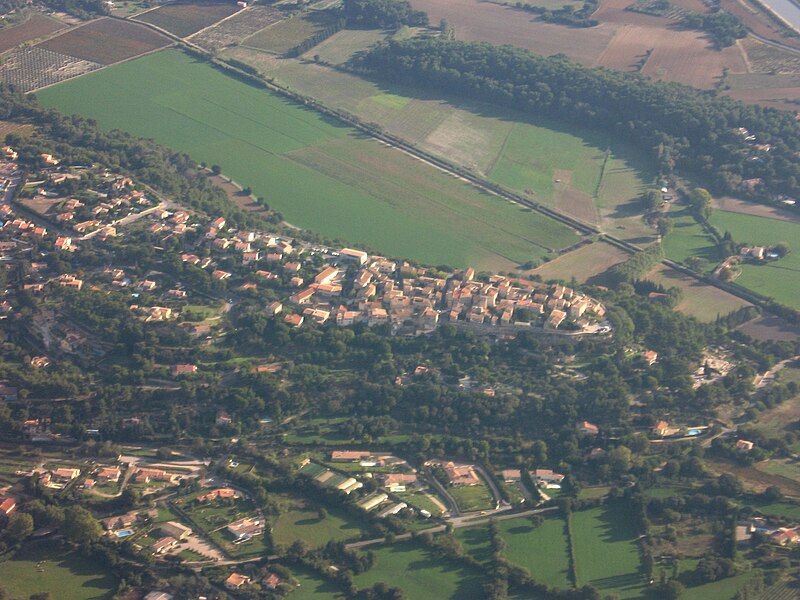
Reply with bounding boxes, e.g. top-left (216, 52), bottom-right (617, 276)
top-left (687, 429), bottom-right (701, 436)
top-left (115, 529), bottom-right (134, 538)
